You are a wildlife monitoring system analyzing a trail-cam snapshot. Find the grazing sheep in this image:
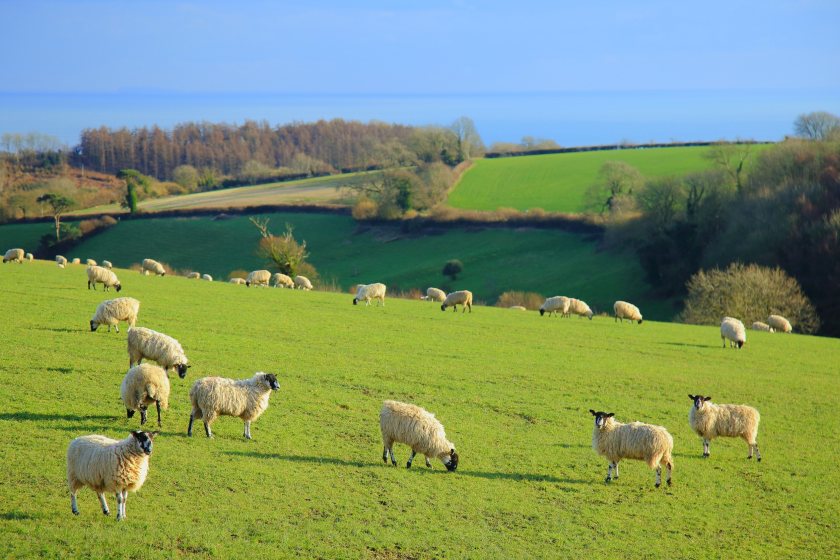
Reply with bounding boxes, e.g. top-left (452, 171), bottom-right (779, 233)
top-left (767, 314), bottom-right (793, 333)
top-left (245, 269), bottom-right (271, 287)
top-left (141, 258), bottom-right (166, 276)
top-left (509, 305), bottom-right (527, 311)
top-left (188, 372), bottom-right (281, 439)
top-left (688, 395), bottom-right (761, 461)
top-left (540, 296), bottom-right (570, 317)
top-left (102, 260), bottom-right (113, 269)
top-left (90, 297), bottom-right (140, 333)
top-left (614, 301), bottom-right (643, 324)
top-left (353, 283), bottom-right (387, 306)
top-left (3, 248), bottom-right (24, 263)
top-left (751, 321), bottom-right (775, 333)
top-left (441, 290), bottom-right (473, 313)
top-left (272, 272), bottom-right (294, 288)
top-left (186, 272), bottom-right (200, 280)
top-left (721, 317), bottom-right (746, 349)
top-left (568, 298), bottom-right (594, 319)
top-left (293, 275), bottom-right (313, 290)
top-left (127, 327), bottom-right (190, 378)
top-left (66, 430), bottom-right (157, 520)
top-left (87, 265), bottom-right (122, 292)
top-left (71, 258), bottom-right (81, 265)
top-left (229, 278), bottom-right (246, 285)
top-left (590, 410), bottom-right (673, 487)
top-left (86, 259), bottom-right (97, 266)
top-left (121, 364), bottom-right (170, 427)
top-left (421, 287), bottom-right (447, 302)
top-left (201, 274), bottom-right (213, 282)
top-left (25, 252), bottom-right (33, 261)
top-left (56, 255), bottom-right (67, 268)
top-left (380, 400), bottom-right (459, 471)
